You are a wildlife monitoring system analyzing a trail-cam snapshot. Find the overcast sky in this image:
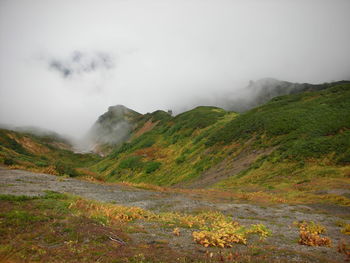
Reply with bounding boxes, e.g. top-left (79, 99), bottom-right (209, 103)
top-left (0, 0), bottom-right (349, 138)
